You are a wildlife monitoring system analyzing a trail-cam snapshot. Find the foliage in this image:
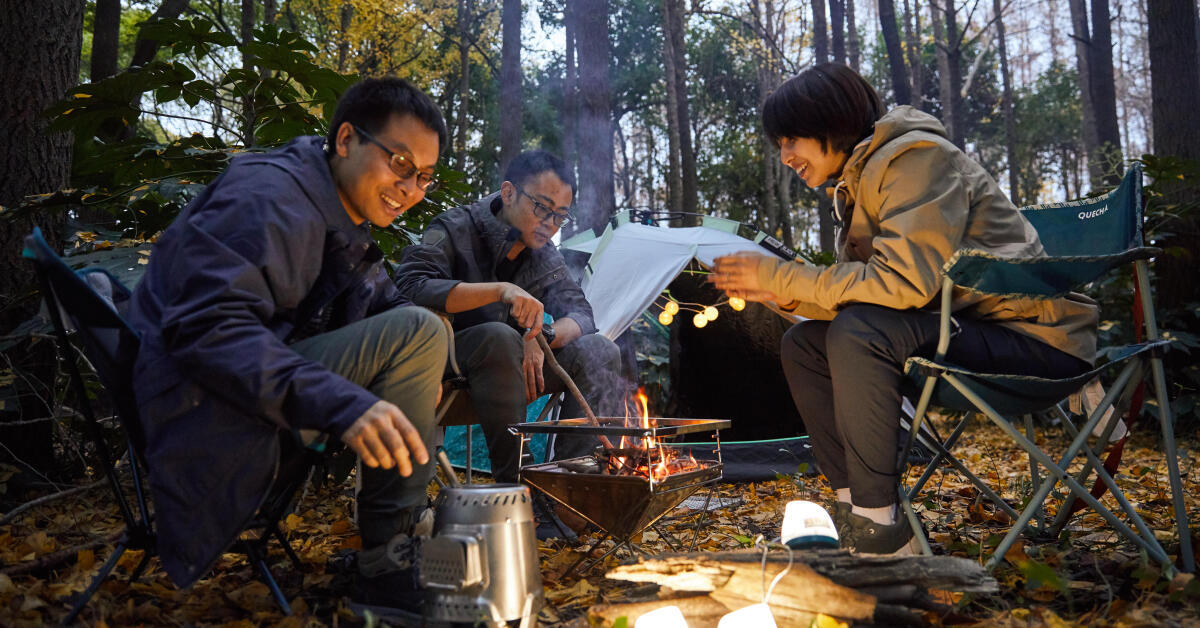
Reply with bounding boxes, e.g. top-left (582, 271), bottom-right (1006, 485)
top-left (13, 15), bottom-right (472, 258)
